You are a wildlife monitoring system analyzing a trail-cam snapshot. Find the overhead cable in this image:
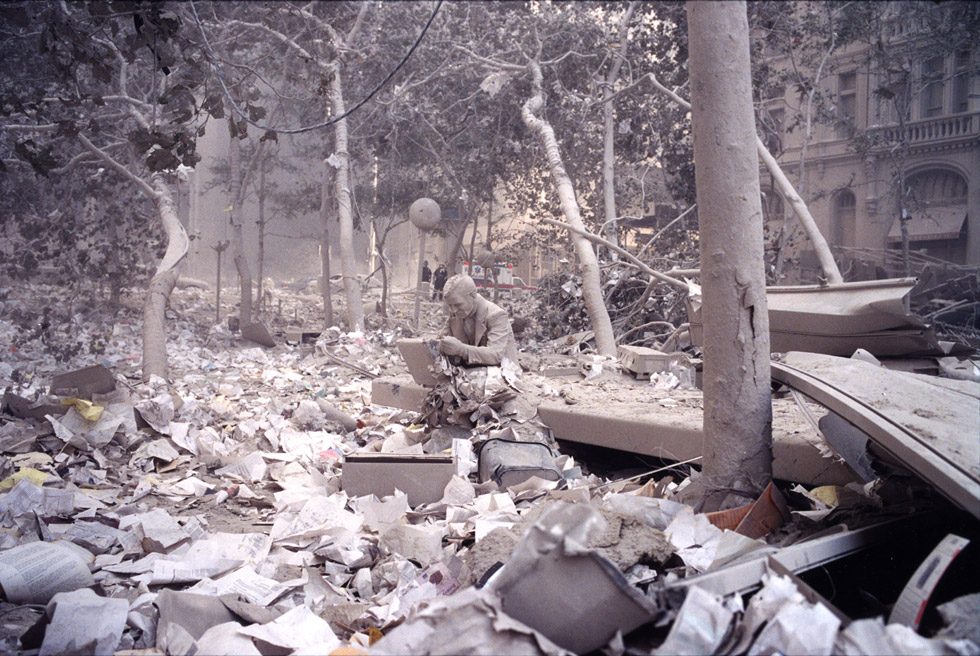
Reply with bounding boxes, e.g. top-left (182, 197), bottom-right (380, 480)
top-left (189, 0), bottom-right (443, 135)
